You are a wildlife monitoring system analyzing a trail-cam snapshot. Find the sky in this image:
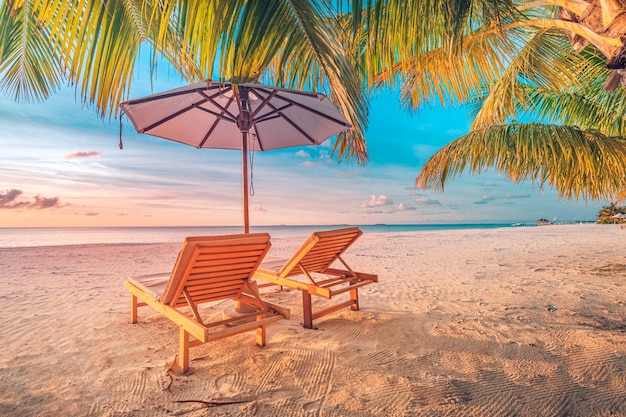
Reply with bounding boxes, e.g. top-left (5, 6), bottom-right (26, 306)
top-left (0, 66), bottom-right (606, 228)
